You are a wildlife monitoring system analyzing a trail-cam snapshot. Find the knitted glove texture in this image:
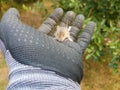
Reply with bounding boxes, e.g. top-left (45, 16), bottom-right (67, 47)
top-left (0, 8), bottom-right (95, 83)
